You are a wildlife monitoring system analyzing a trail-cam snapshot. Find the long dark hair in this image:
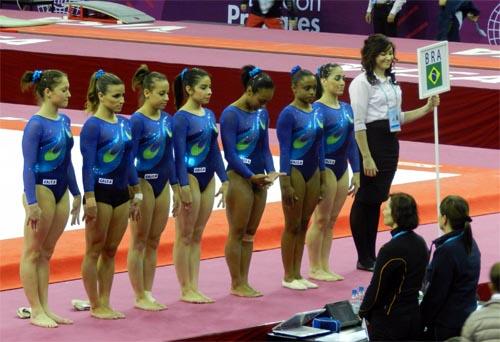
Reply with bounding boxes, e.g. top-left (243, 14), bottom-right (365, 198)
top-left (85, 70), bottom-right (123, 113)
top-left (389, 192), bottom-right (419, 231)
top-left (315, 63), bottom-right (341, 99)
top-left (241, 65), bottom-right (274, 93)
top-left (440, 195), bottom-right (474, 255)
top-left (20, 69), bottom-right (67, 104)
top-left (173, 67), bottom-right (210, 110)
top-left (361, 34), bottom-right (397, 85)
top-left (132, 64), bottom-right (168, 106)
